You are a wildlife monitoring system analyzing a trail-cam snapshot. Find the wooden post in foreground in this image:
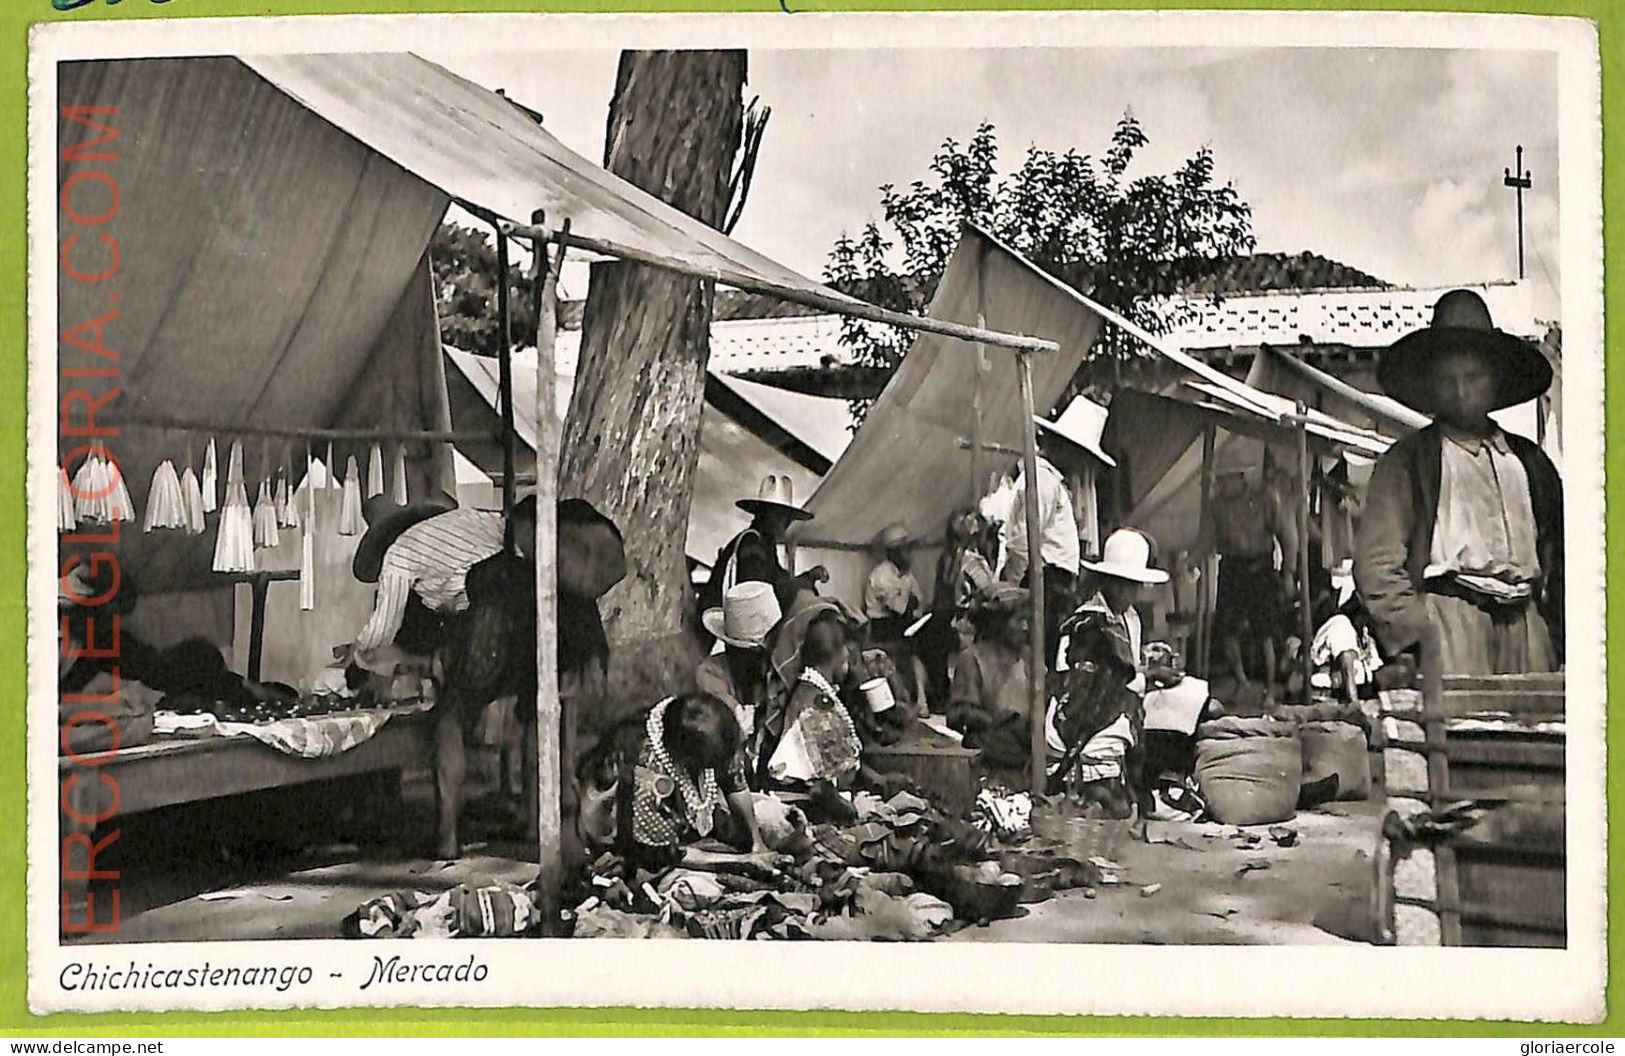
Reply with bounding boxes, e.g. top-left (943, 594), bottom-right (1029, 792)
top-left (1016, 352), bottom-right (1048, 797)
top-left (1195, 424), bottom-right (1217, 677)
top-left (493, 221), bottom-right (519, 545)
top-left (533, 215), bottom-right (570, 934)
top-left (1294, 403), bottom-right (1313, 702)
